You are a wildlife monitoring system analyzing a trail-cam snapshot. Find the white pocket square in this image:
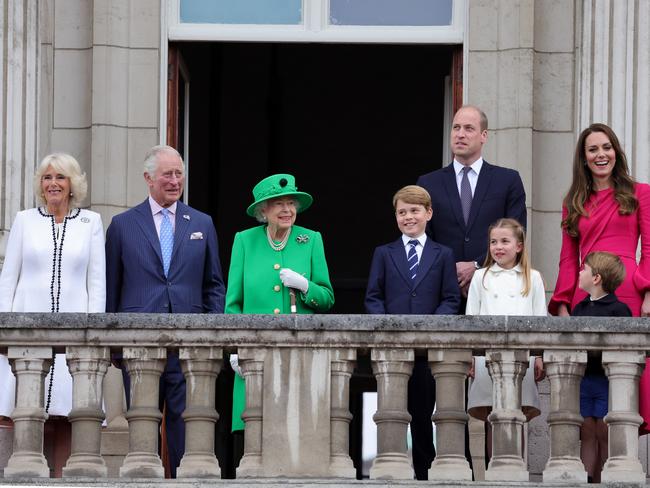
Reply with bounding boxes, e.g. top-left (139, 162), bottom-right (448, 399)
top-left (190, 232), bottom-right (203, 240)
